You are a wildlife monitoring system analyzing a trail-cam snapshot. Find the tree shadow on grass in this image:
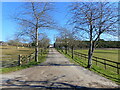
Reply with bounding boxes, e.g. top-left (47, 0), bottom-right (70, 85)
top-left (1, 79), bottom-right (119, 90)
top-left (91, 67), bottom-right (120, 84)
top-left (69, 56), bottom-right (120, 84)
